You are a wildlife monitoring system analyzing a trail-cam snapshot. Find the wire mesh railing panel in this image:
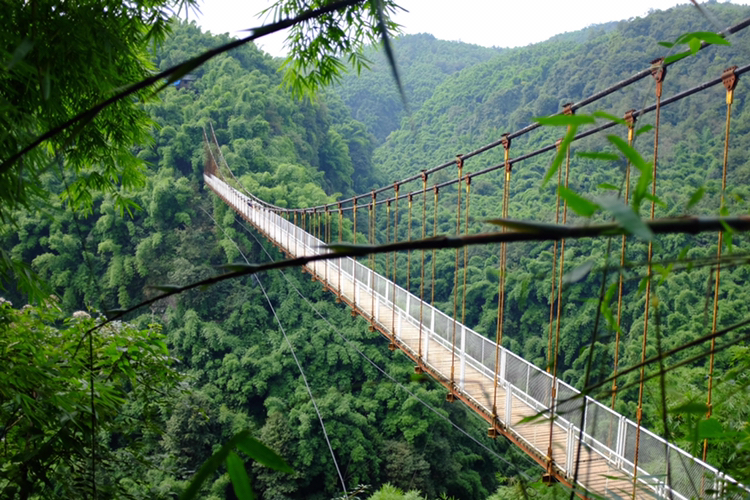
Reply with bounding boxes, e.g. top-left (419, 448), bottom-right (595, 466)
top-left (481, 337), bottom-right (495, 373)
top-left (340, 258), bottom-right (353, 278)
top-left (374, 273), bottom-right (388, 299)
top-left (408, 294), bottom-right (421, 323)
top-left (667, 447), bottom-right (716, 500)
top-left (555, 382), bottom-right (583, 428)
top-left (584, 400), bottom-right (620, 456)
top-left (355, 263), bottom-right (369, 283)
top-left (465, 330), bottom-right (483, 367)
top-left (433, 310), bottom-right (451, 343)
top-left (505, 354), bottom-right (528, 395)
top-left (528, 367), bottom-right (554, 409)
top-left (394, 287), bottom-right (407, 311)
